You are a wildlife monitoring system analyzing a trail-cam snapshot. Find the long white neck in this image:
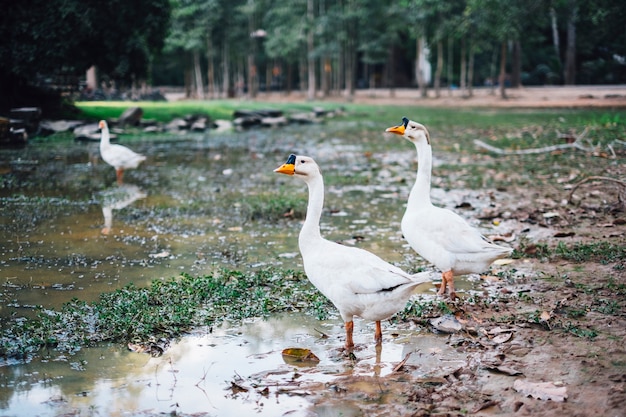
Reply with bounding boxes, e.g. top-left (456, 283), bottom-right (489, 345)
top-left (407, 139), bottom-right (432, 209)
top-left (299, 174), bottom-right (324, 246)
top-left (100, 127), bottom-right (111, 150)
